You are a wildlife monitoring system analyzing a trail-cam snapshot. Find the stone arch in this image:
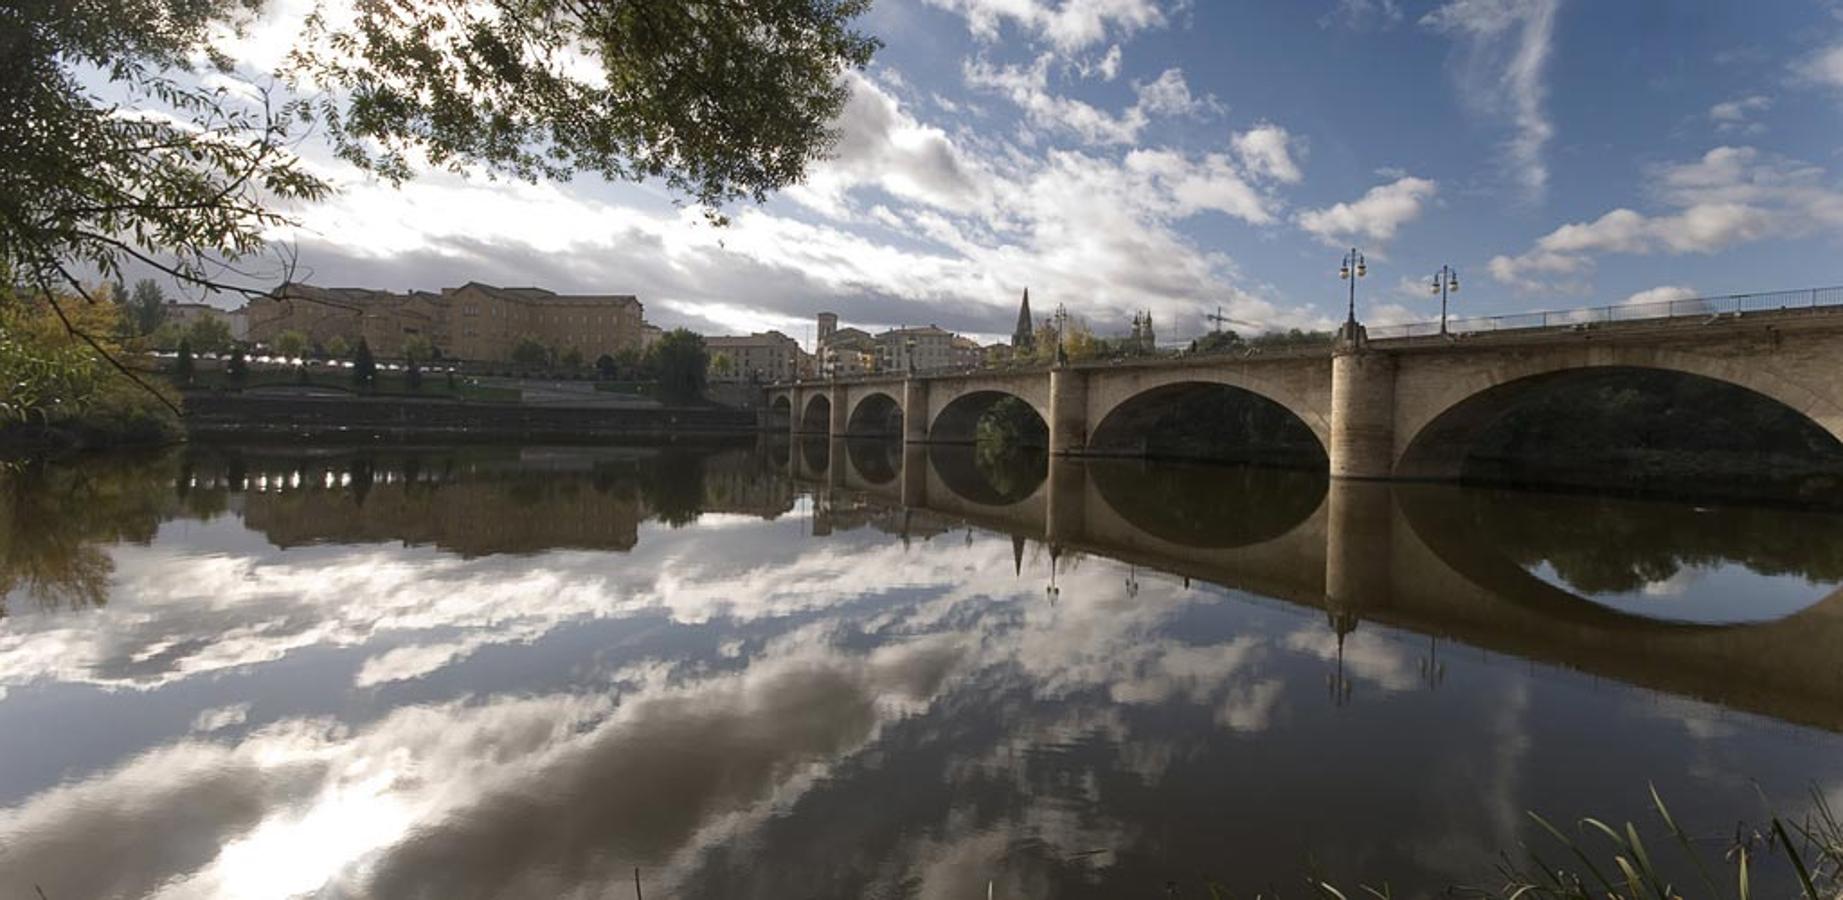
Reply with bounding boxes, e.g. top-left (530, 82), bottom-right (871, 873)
top-left (1394, 346), bottom-right (1843, 479)
top-left (845, 390), bottom-right (903, 437)
top-left (923, 376), bottom-right (1053, 441)
top-left (1082, 365), bottom-right (1333, 456)
top-left (799, 393), bottom-right (832, 434)
top-left (1086, 379), bottom-right (1330, 466)
top-left (768, 394), bottom-right (793, 430)
top-left (926, 389), bottom-right (1049, 445)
